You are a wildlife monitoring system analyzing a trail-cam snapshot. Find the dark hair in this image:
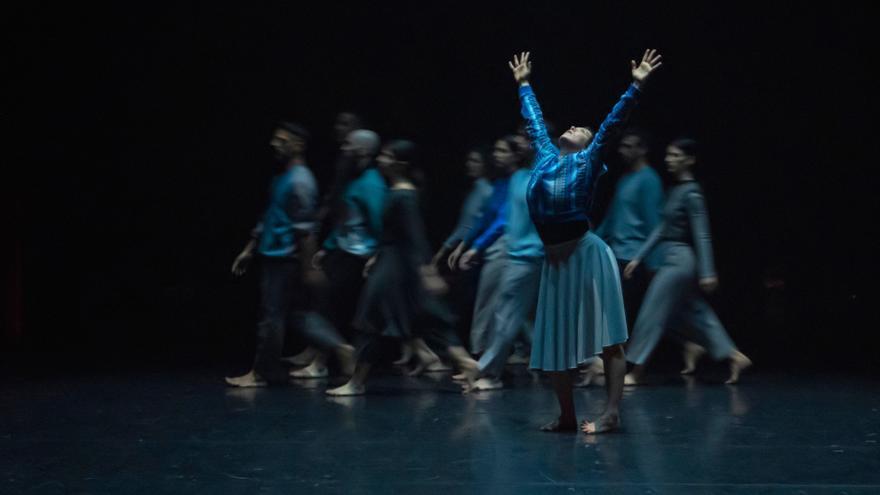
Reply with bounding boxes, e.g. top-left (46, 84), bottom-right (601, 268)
top-left (383, 139), bottom-right (423, 186)
top-left (337, 111), bottom-right (364, 126)
top-left (669, 137), bottom-right (699, 162)
top-left (276, 121), bottom-right (311, 142)
top-left (384, 139), bottom-right (417, 165)
top-left (622, 127), bottom-right (653, 150)
top-left (497, 134), bottom-right (530, 171)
